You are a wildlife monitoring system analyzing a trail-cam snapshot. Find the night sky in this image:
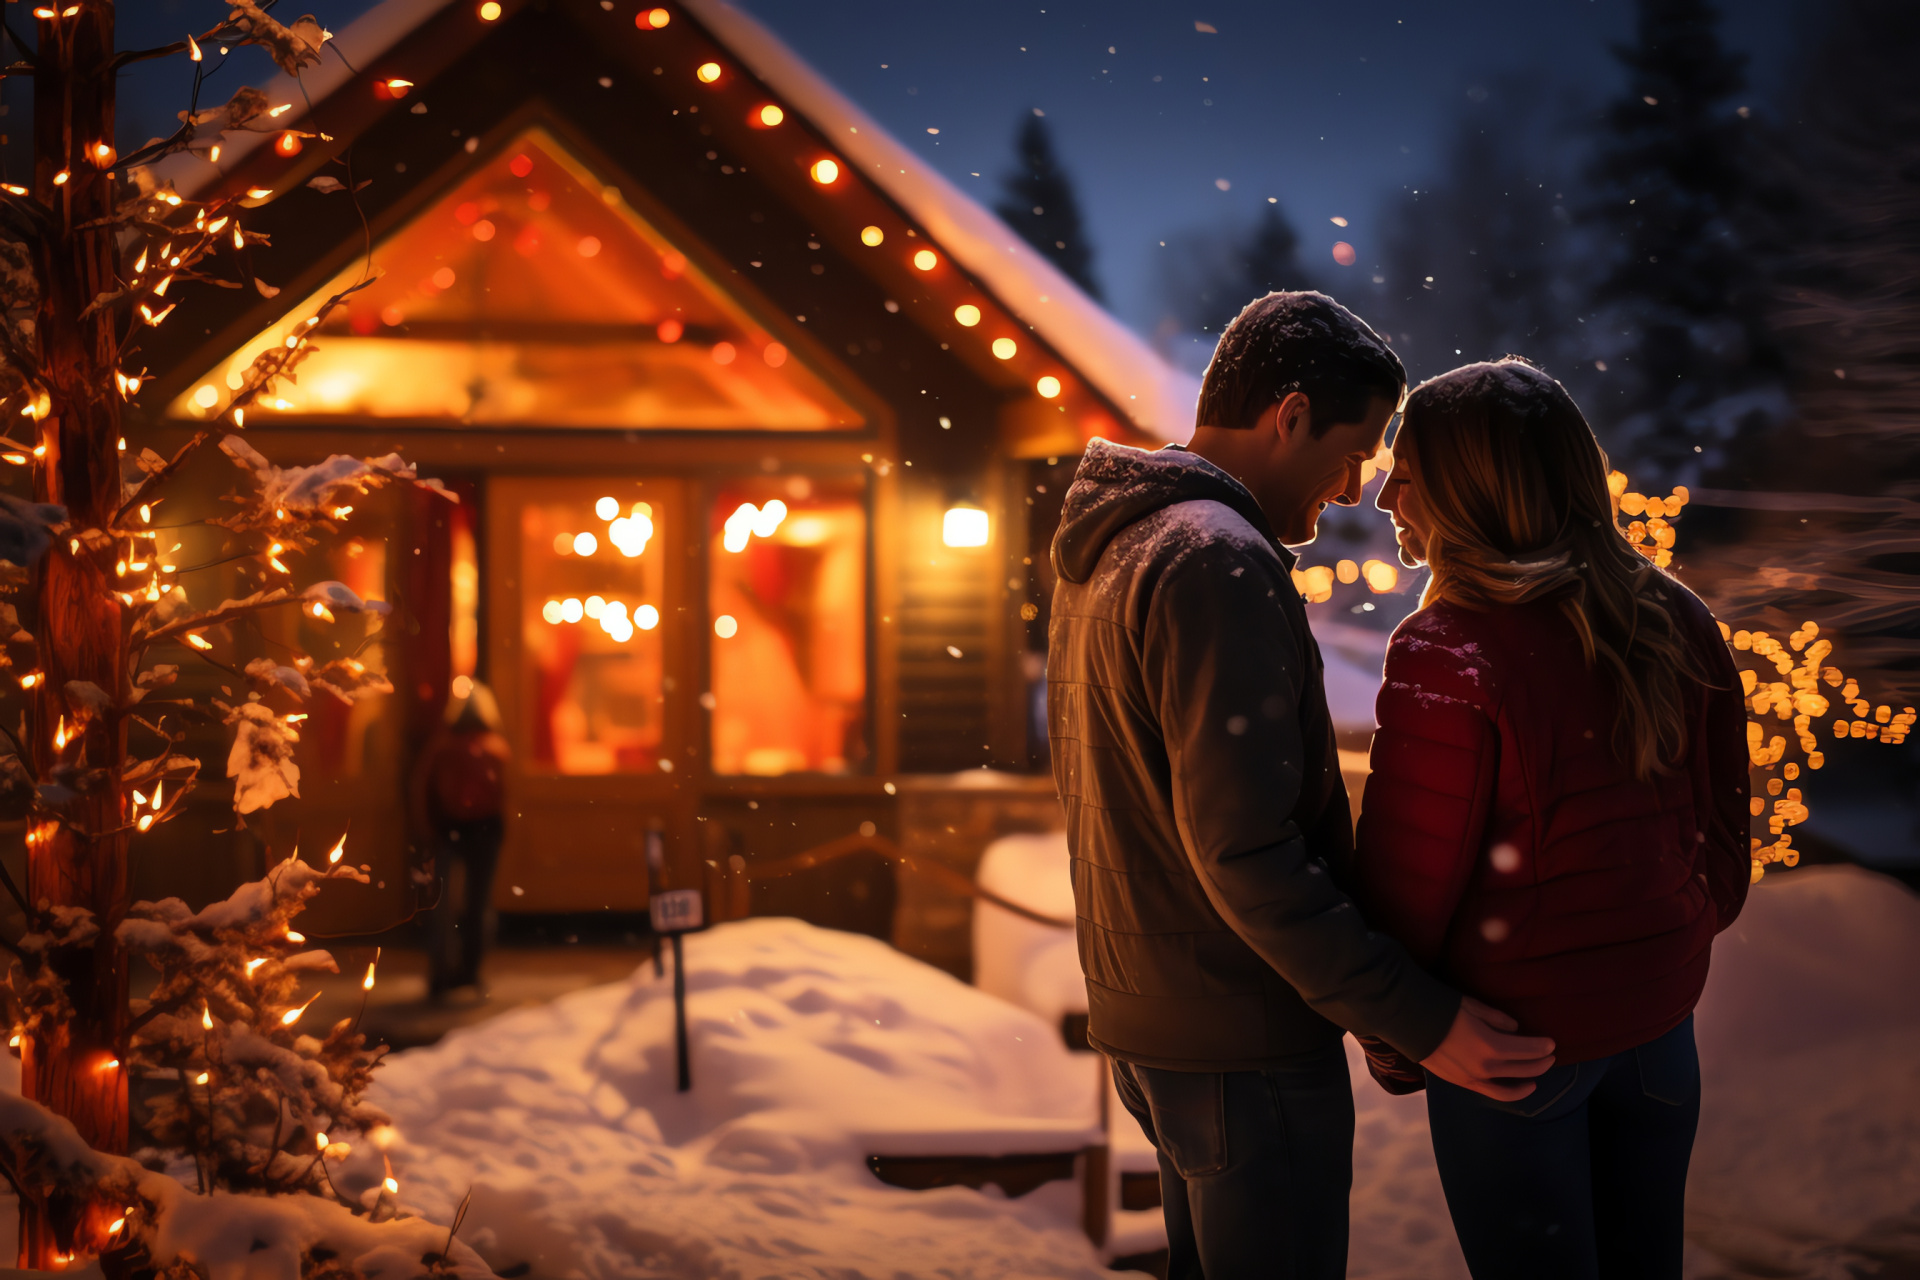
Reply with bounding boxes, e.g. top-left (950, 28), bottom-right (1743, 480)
top-left (99, 0), bottom-right (1801, 339)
